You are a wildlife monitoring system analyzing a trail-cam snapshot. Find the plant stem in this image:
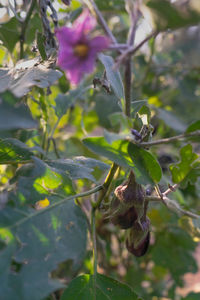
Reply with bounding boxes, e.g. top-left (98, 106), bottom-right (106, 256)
top-left (94, 163), bottom-right (119, 208)
top-left (20, 0), bottom-right (36, 59)
top-left (124, 59), bottom-right (132, 117)
top-left (124, 5), bottom-right (140, 117)
top-left (91, 207), bottom-right (97, 299)
top-left (109, 44), bottom-right (128, 50)
top-left (84, 0), bottom-right (117, 44)
top-left (139, 130), bottom-right (200, 147)
top-left (114, 31), bottom-right (158, 69)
